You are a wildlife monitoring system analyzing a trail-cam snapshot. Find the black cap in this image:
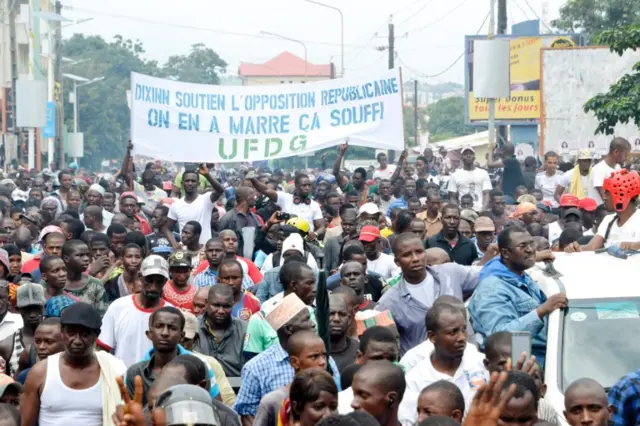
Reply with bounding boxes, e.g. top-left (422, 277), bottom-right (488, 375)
top-left (60, 302), bottom-right (102, 332)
